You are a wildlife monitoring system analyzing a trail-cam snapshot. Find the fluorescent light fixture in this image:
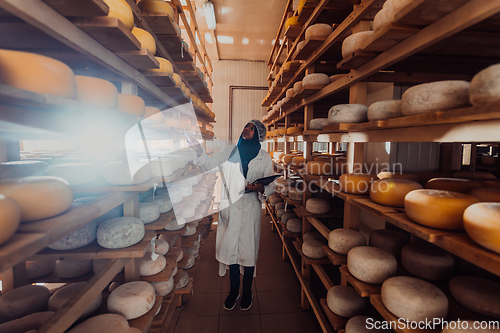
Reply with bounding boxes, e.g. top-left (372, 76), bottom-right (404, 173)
top-left (217, 35), bottom-right (233, 44)
top-left (203, 1), bottom-right (216, 30)
top-left (242, 37), bottom-right (249, 45)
